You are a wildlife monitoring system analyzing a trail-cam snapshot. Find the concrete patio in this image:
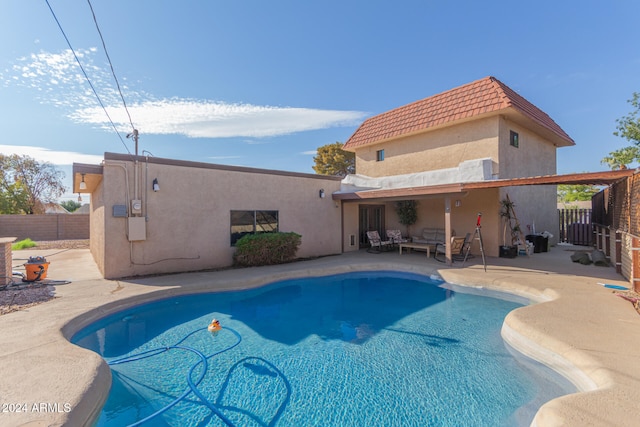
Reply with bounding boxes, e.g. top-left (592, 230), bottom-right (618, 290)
top-left (0, 245), bottom-right (638, 426)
